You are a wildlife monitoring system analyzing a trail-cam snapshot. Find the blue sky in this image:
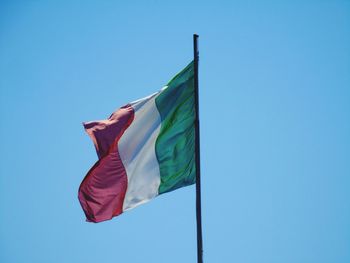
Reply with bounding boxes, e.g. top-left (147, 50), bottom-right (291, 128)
top-left (1, 1), bottom-right (349, 262)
